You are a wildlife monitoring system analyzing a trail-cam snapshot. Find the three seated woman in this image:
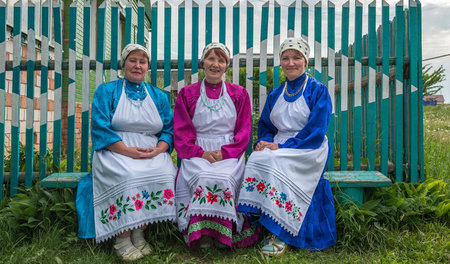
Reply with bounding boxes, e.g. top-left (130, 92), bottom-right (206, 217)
top-left (76, 37), bottom-right (336, 260)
